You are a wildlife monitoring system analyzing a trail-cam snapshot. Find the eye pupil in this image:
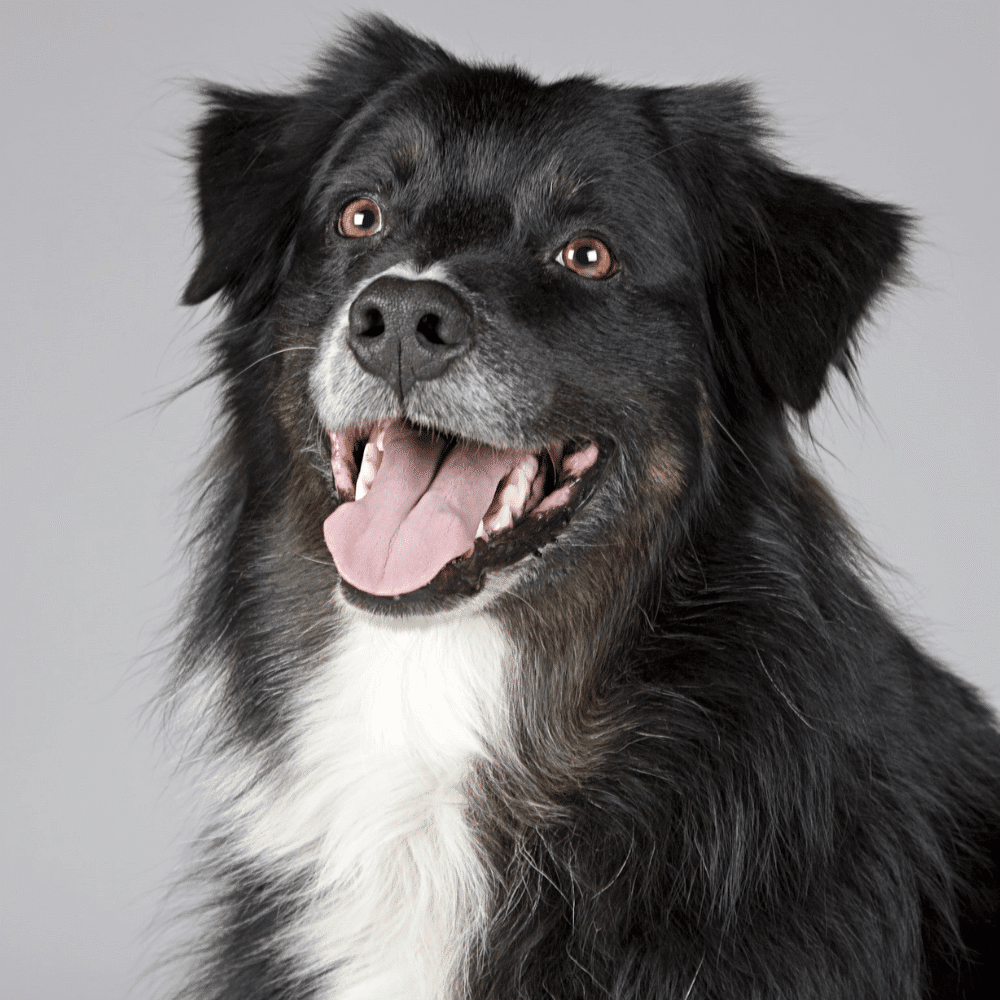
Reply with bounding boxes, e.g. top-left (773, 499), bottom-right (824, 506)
top-left (568, 246), bottom-right (599, 264)
top-left (353, 210), bottom-right (374, 229)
